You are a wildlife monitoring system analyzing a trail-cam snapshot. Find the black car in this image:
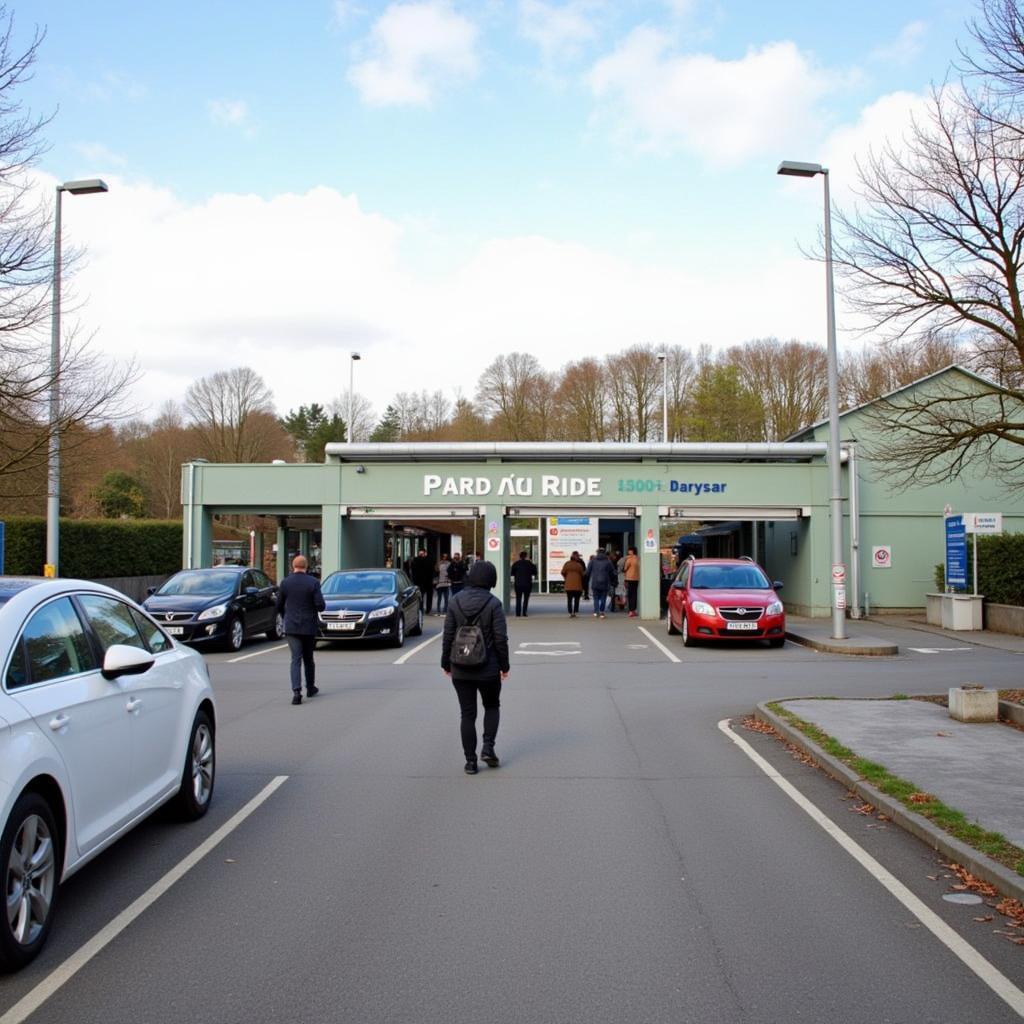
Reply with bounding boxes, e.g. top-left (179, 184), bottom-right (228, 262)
top-left (317, 569), bottom-right (423, 648)
top-left (143, 567), bottom-right (282, 652)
